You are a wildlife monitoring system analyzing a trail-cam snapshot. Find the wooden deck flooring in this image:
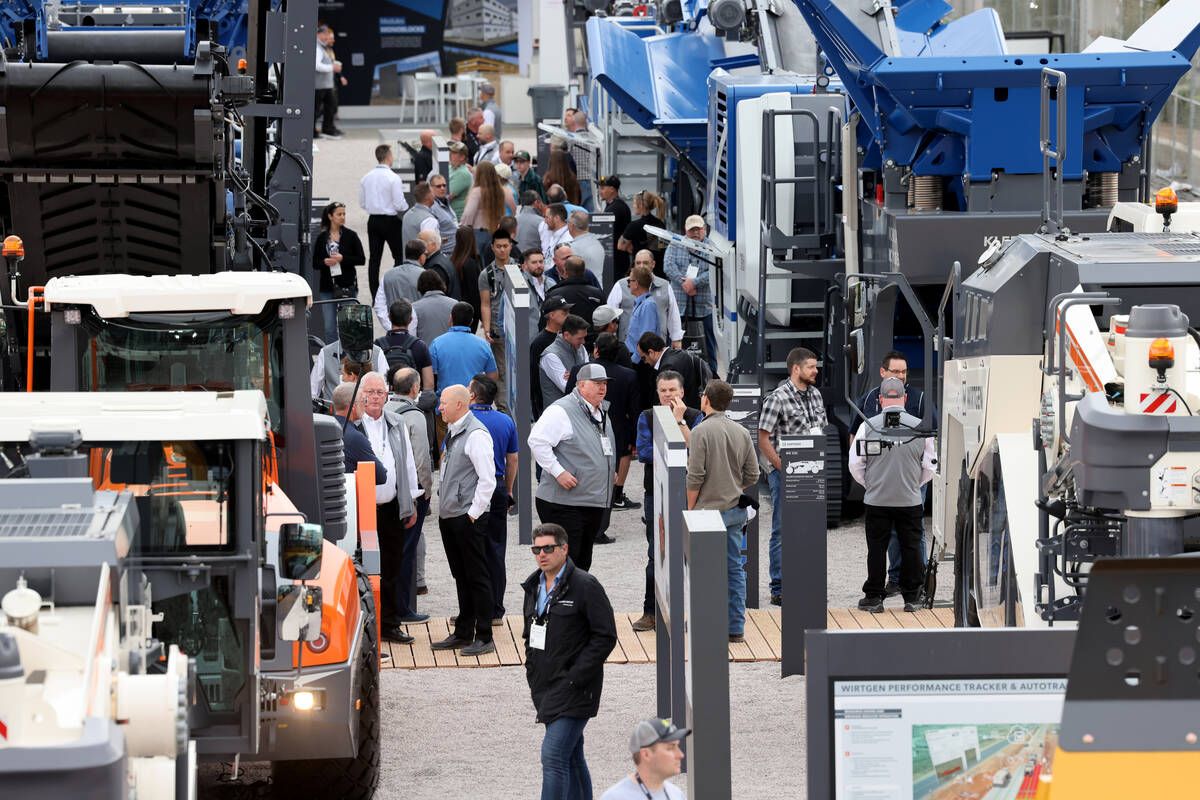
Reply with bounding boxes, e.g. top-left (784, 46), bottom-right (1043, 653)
top-left (379, 606), bottom-right (956, 669)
